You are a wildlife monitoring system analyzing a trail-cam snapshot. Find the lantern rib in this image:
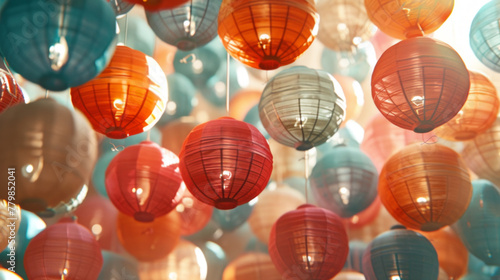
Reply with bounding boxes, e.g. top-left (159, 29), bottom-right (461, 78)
top-left (196, 148), bottom-right (222, 201)
top-left (248, 6), bottom-right (268, 58)
top-left (404, 179), bottom-right (429, 225)
top-left (228, 151), bottom-right (256, 201)
top-left (230, 10), bottom-right (263, 59)
top-left (297, 97), bottom-right (307, 144)
top-left (273, 5), bottom-right (289, 58)
top-left (270, 101), bottom-right (302, 144)
top-left (120, 87), bottom-right (150, 133)
top-left (276, 7), bottom-right (309, 60)
top-left (396, 69), bottom-right (423, 125)
top-left (425, 67), bottom-right (446, 124)
top-left (425, 175), bottom-right (434, 223)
